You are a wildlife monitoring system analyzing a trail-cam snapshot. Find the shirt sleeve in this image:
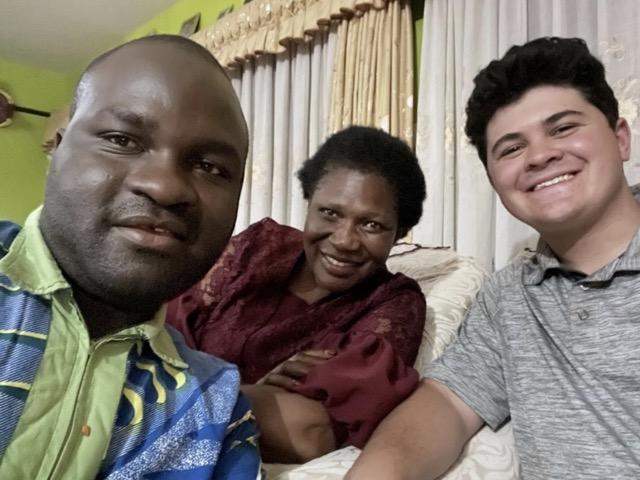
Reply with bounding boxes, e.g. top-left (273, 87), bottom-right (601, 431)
top-left (165, 222), bottom-right (250, 350)
top-left (213, 392), bottom-right (261, 480)
top-left (290, 288), bottom-right (425, 448)
top-left (425, 284), bottom-right (508, 430)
